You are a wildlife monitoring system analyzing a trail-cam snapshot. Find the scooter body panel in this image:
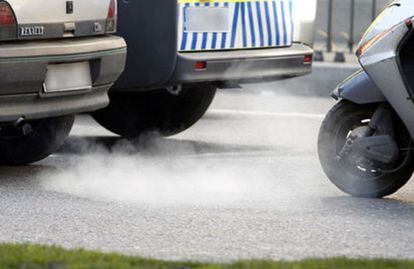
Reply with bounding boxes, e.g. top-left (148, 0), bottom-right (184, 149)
top-left (334, 69), bottom-right (386, 104)
top-left (364, 57), bottom-right (414, 139)
top-left (358, 0), bottom-right (414, 139)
